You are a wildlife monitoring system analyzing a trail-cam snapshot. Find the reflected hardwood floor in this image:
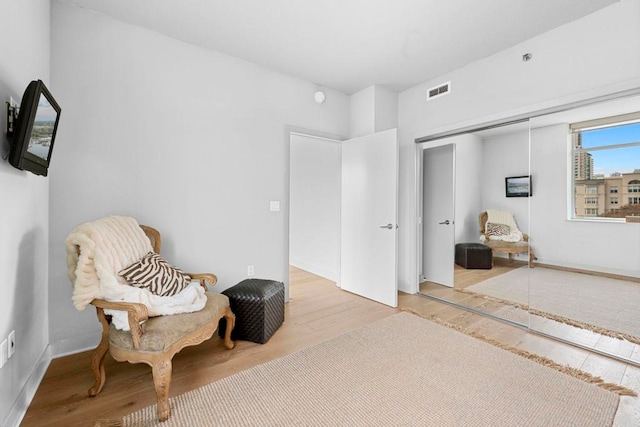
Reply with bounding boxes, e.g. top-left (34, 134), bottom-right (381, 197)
top-left (22, 266), bottom-right (640, 426)
top-left (419, 258), bottom-right (530, 324)
top-left (421, 257), bottom-right (526, 292)
top-left (419, 258), bottom-right (640, 354)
